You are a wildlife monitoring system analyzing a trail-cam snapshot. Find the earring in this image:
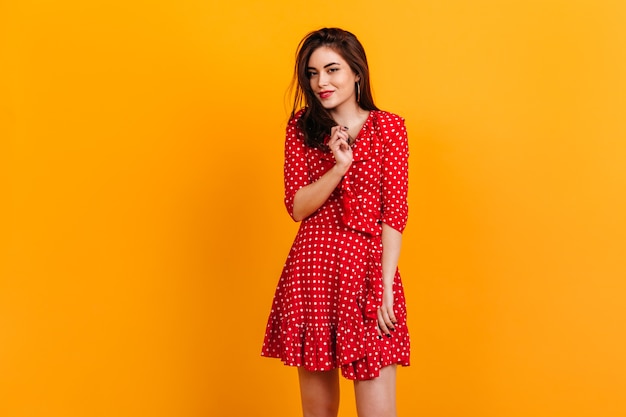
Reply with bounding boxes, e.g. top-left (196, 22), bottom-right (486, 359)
top-left (356, 82), bottom-right (361, 103)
